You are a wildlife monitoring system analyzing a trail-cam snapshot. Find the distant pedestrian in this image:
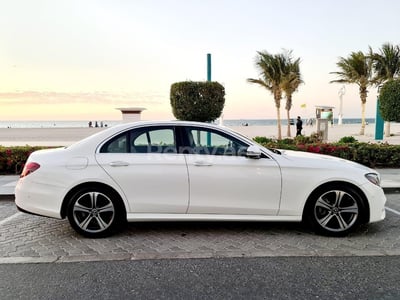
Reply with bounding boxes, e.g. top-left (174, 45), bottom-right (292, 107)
top-left (95, 121), bottom-right (99, 128)
top-left (296, 116), bottom-right (303, 136)
top-left (88, 121), bottom-right (92, 128)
